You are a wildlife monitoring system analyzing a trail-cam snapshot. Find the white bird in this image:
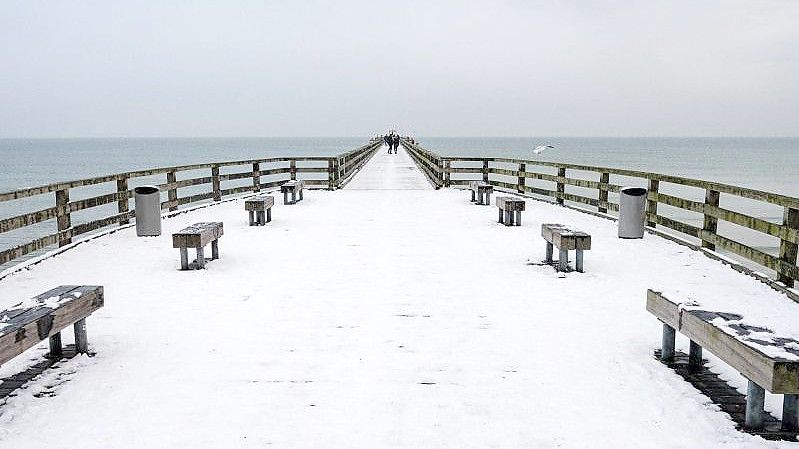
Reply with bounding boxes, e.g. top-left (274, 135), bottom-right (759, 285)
top-left (533, 144), bottom-right (555, 155)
